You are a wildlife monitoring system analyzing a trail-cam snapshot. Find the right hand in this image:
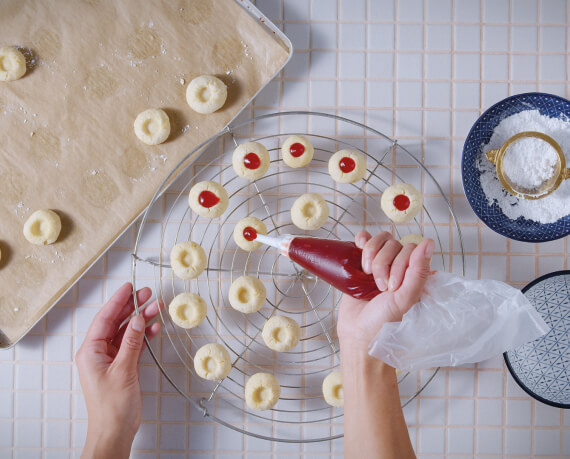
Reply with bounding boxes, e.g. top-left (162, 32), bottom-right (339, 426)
top-left (337, 231), bottom-right (434, 353)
